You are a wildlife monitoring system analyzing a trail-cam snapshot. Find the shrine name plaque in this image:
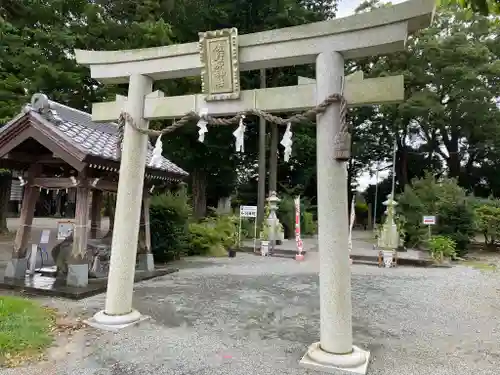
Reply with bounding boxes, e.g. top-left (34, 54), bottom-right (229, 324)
top-left (199, 28), bottom-right (240, 101)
